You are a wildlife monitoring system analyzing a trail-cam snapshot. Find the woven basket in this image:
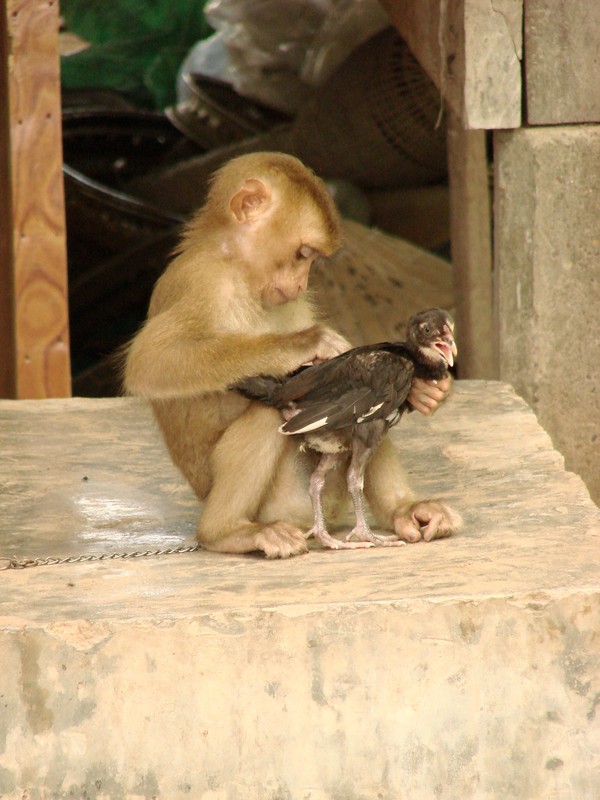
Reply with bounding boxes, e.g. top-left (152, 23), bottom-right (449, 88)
top-left (289, 27), bottom-right (447, 188)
